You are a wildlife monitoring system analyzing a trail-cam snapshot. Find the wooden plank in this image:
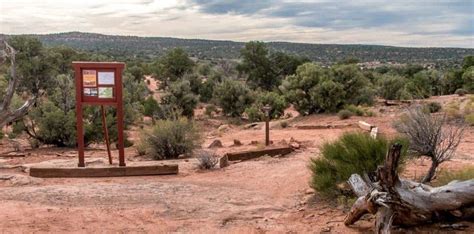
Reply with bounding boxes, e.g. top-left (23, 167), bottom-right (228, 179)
top-left (0, 154), bottom-right (26, 158)
top-left (226, 147), bottom-right (293, 161)
top-left (296, 125), bottom-right (330, 130)
top-left (125, 165), bottom-right (178, 176)
top-left (358, 121), bottom-right (374, 132)
top-left (30, 164), bottom-right (178, 178)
